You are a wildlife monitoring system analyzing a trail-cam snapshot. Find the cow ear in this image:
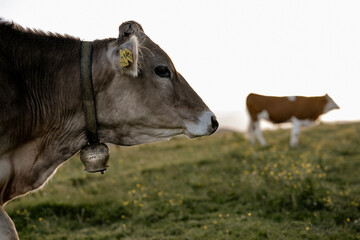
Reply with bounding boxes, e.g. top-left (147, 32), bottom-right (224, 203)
top-left (108, 35), bottom-right (139, 77)
top-left (118, 21), bottom-right (144, 39)
top-left (113, 21), bottom-right (144, 77)
top-left (117, 35), bottom-right (139, 77)
top-left (109, 21), bottom-right (143, 77)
